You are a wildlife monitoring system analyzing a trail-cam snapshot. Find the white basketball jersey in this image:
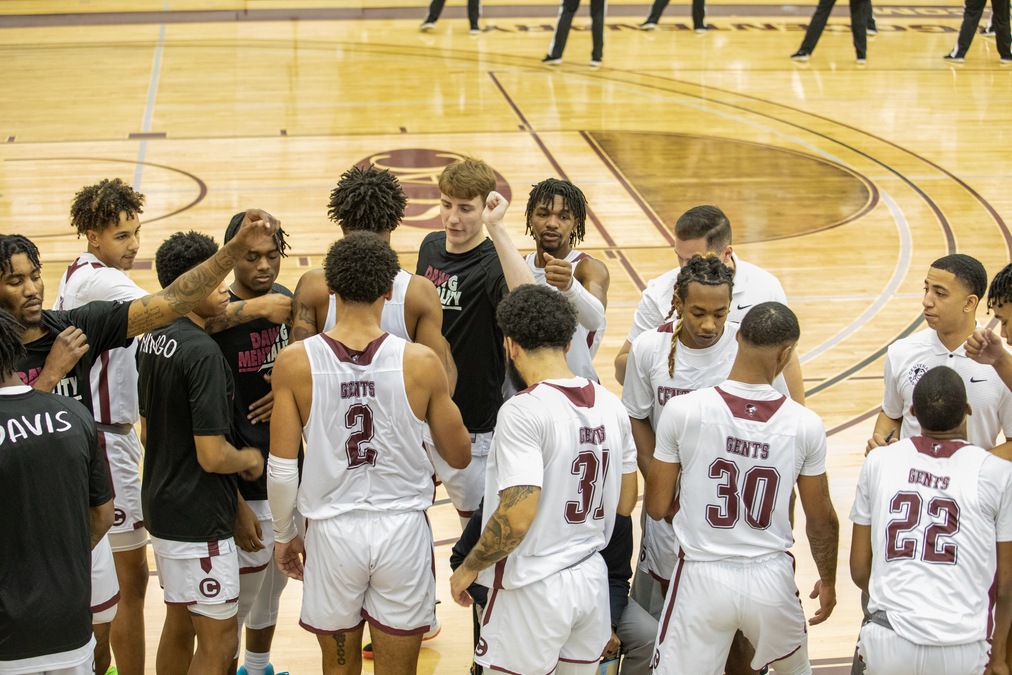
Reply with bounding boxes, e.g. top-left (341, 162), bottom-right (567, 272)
top-left (525, 250), bottom-right (603, 381)
top-left (324, 268), bottom-right (411, 340)
top-left (655, 380), bottom-right (827, 561)
top-left (477, 377), bottom-right (638, 590)
top-left (53, 253), bottom-right (147, 425)
top-left (851, 437), bottom-right (1012, 646)
top-left (298, 332), bottom-right (430, 519)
